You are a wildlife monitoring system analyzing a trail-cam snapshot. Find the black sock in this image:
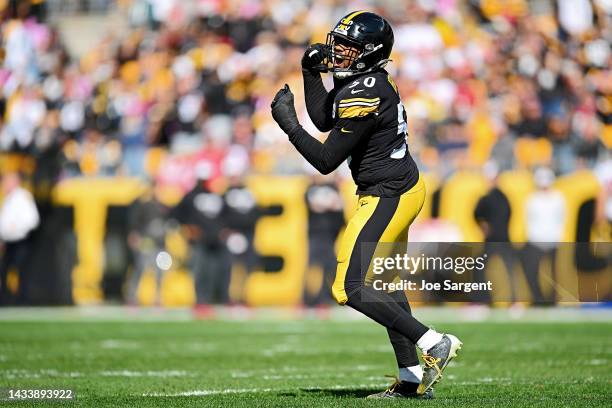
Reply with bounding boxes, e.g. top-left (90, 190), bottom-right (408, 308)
top-left (345, 285), bottom-right (429, 344)
top-left (397, 381), bottom-right (419, 393)
top-left (386, 291), bottom-right (419, 369)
